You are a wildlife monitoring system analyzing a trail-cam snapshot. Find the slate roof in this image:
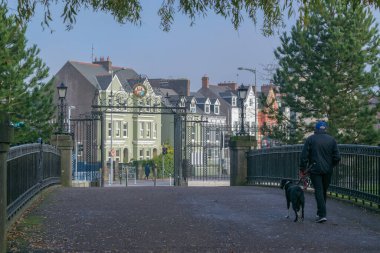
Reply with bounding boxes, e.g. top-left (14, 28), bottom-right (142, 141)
top-left (196, 85), bottom-right (234, 118)
top-left (157, 88), bottom-right (179, 97)
top-left (149, 78), bottom-right (190, 96)
top-left (209, 85), bottom-right (231, 96)
top-left (191, 92), bottom-right (205, 98)
top-left (195, 97), bottom-right (207, 104)
top-left (114, 68), bottom-right (140, 87)
top-left (69, 61), bottom-right (139, 91)
top-left (96, 75), bottom-right (113, 90)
